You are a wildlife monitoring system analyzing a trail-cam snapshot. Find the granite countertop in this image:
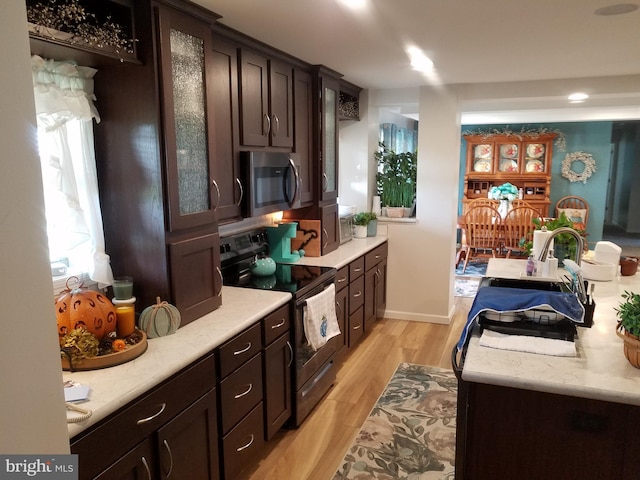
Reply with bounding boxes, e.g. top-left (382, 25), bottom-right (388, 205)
top-left (462, 258), bottom-right (640, 406)
top-left (64, 235), bottom-right (388, 438)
